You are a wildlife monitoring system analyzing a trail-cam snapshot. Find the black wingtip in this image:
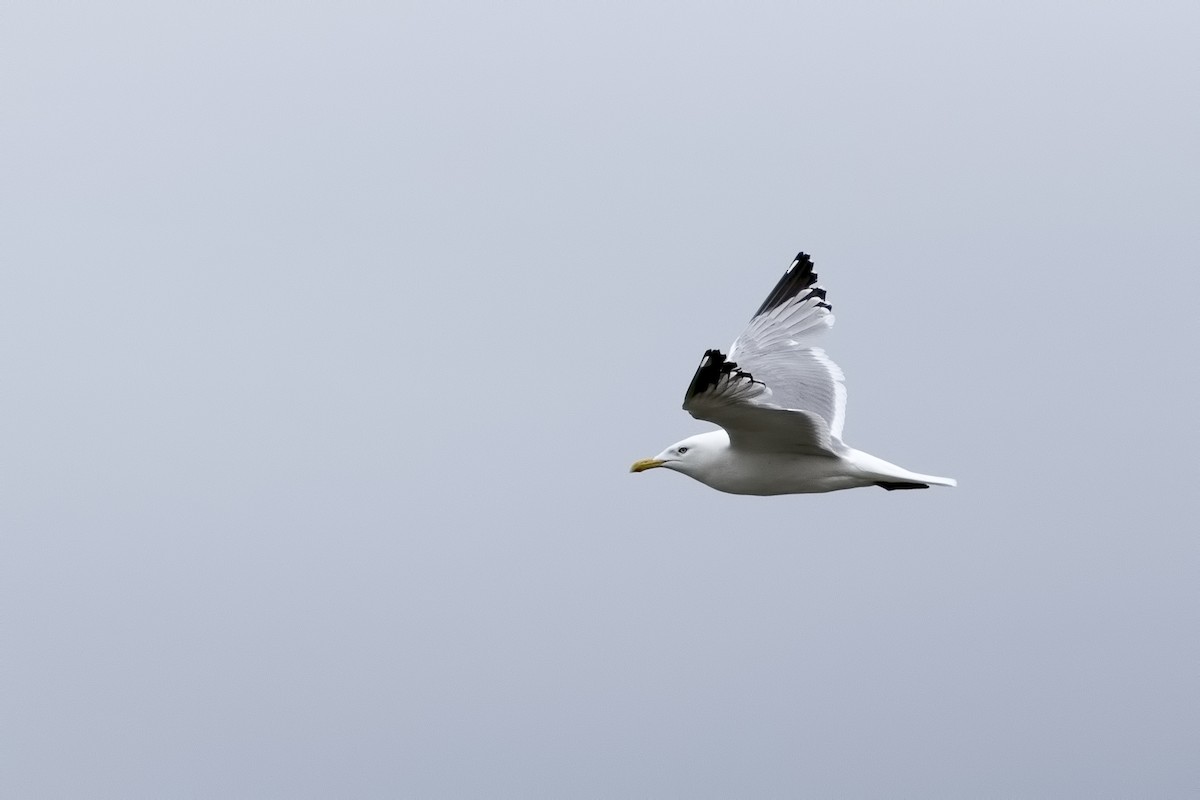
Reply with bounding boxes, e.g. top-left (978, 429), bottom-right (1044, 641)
top-left (684, 349), bottom-right (728, 402)
top-left (682, 348), bottom-right (760, 405)
top-left (752, 251), bottom-right (826, 318)
top-left (874, 481), bottom-right (931, 491)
